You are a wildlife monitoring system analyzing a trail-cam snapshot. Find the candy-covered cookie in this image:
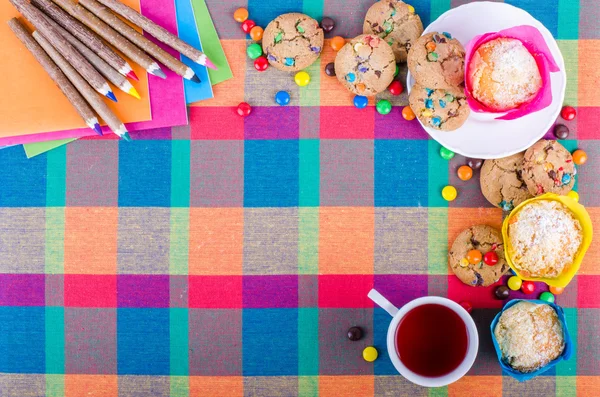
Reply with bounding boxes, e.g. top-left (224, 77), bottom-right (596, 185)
top-left (480, 152), bottom-right (533, 211)
top-left (262, 13), bottom-right (324, 72)
top-left (363, 0), bottom-right (424, 63)
top-left (334, 34), bottom-right (395, 96)
top-left (408, 83), bottom-right (469, 130)
top-left (408, 31), bottom-right (465, 88)
top-left (522, 140), bottom-right (575, 196)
